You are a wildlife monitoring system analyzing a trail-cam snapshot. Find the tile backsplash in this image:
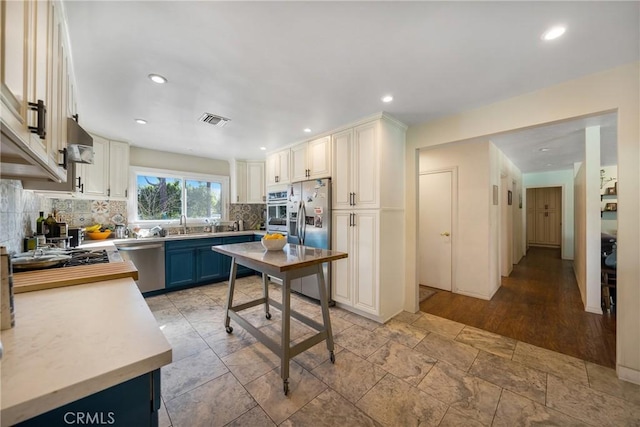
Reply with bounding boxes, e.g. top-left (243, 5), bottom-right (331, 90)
top-left (229, 203), bottom-right (266, 230)
top-left (49, 198), bottom-right (127, 228)
top-left (0, 180), bottom-right (48, 254)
